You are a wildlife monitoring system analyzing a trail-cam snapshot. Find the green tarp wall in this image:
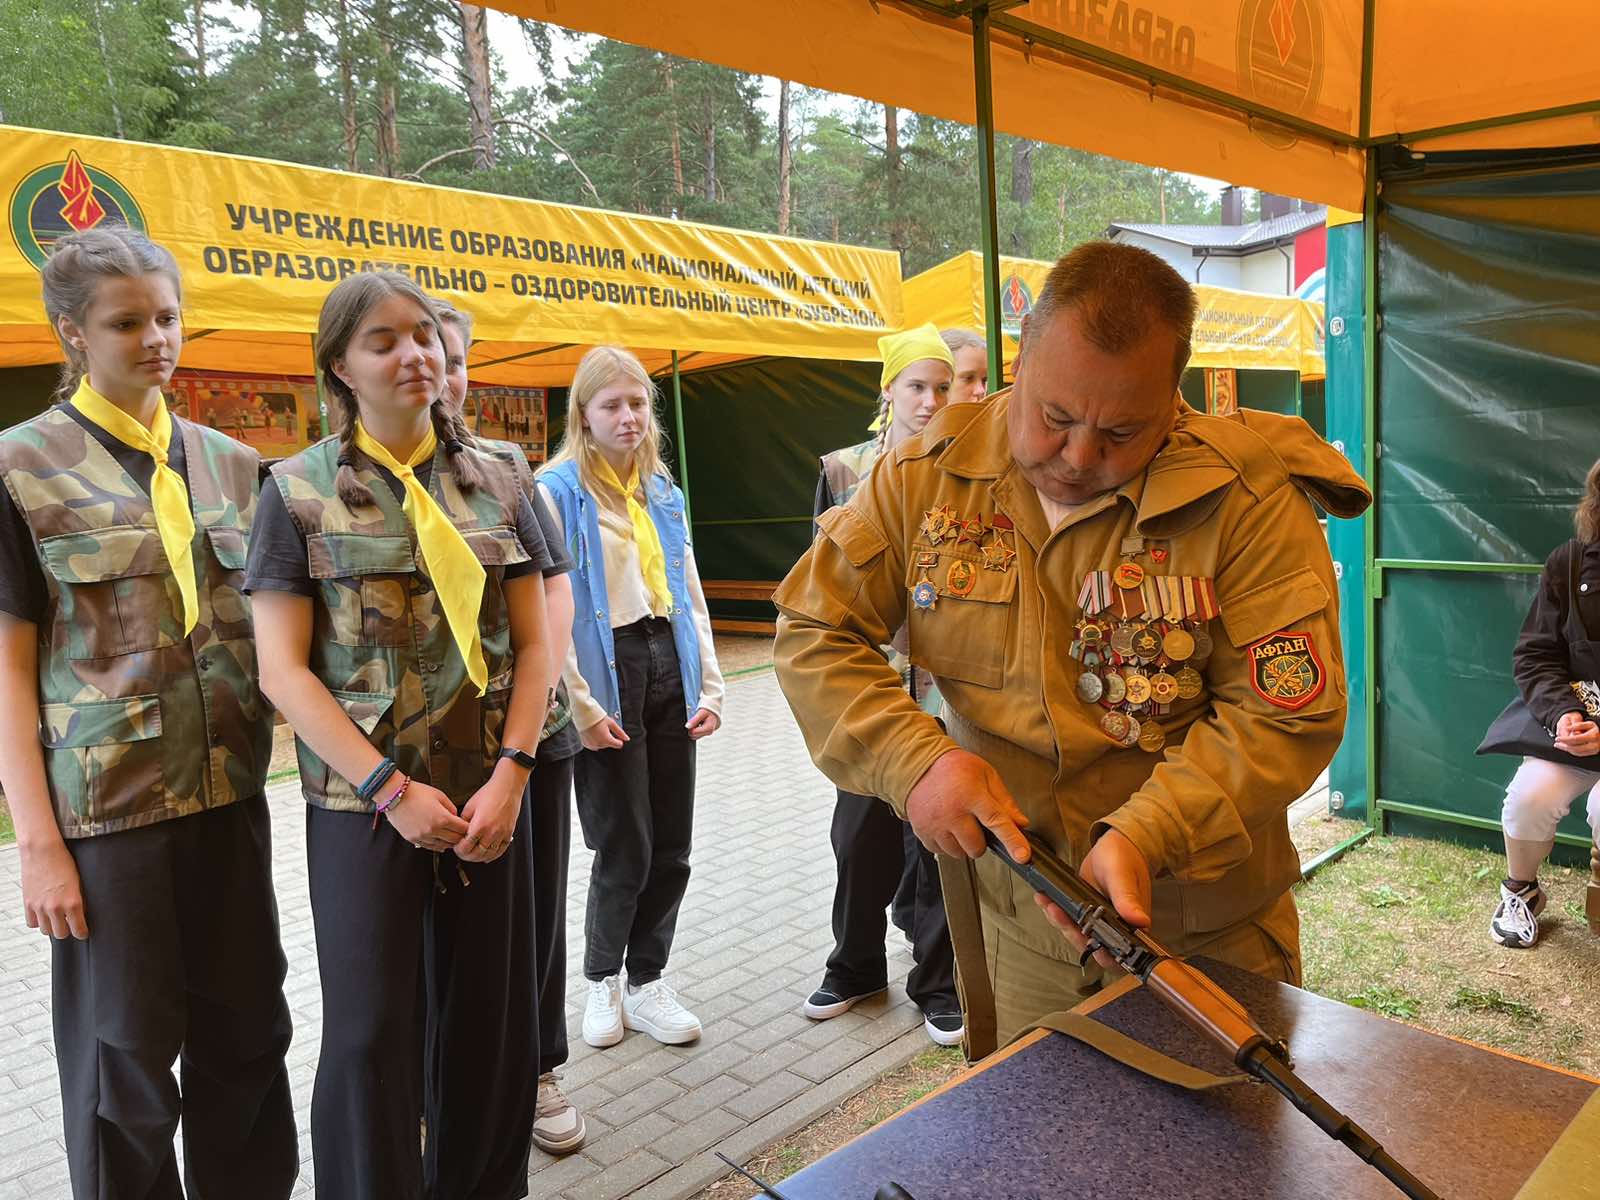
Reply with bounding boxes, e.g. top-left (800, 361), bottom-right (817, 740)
top-left (1336, 151), bottom-right (1600, 851)
top-left (674, 357), bottom-right (877, 620)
